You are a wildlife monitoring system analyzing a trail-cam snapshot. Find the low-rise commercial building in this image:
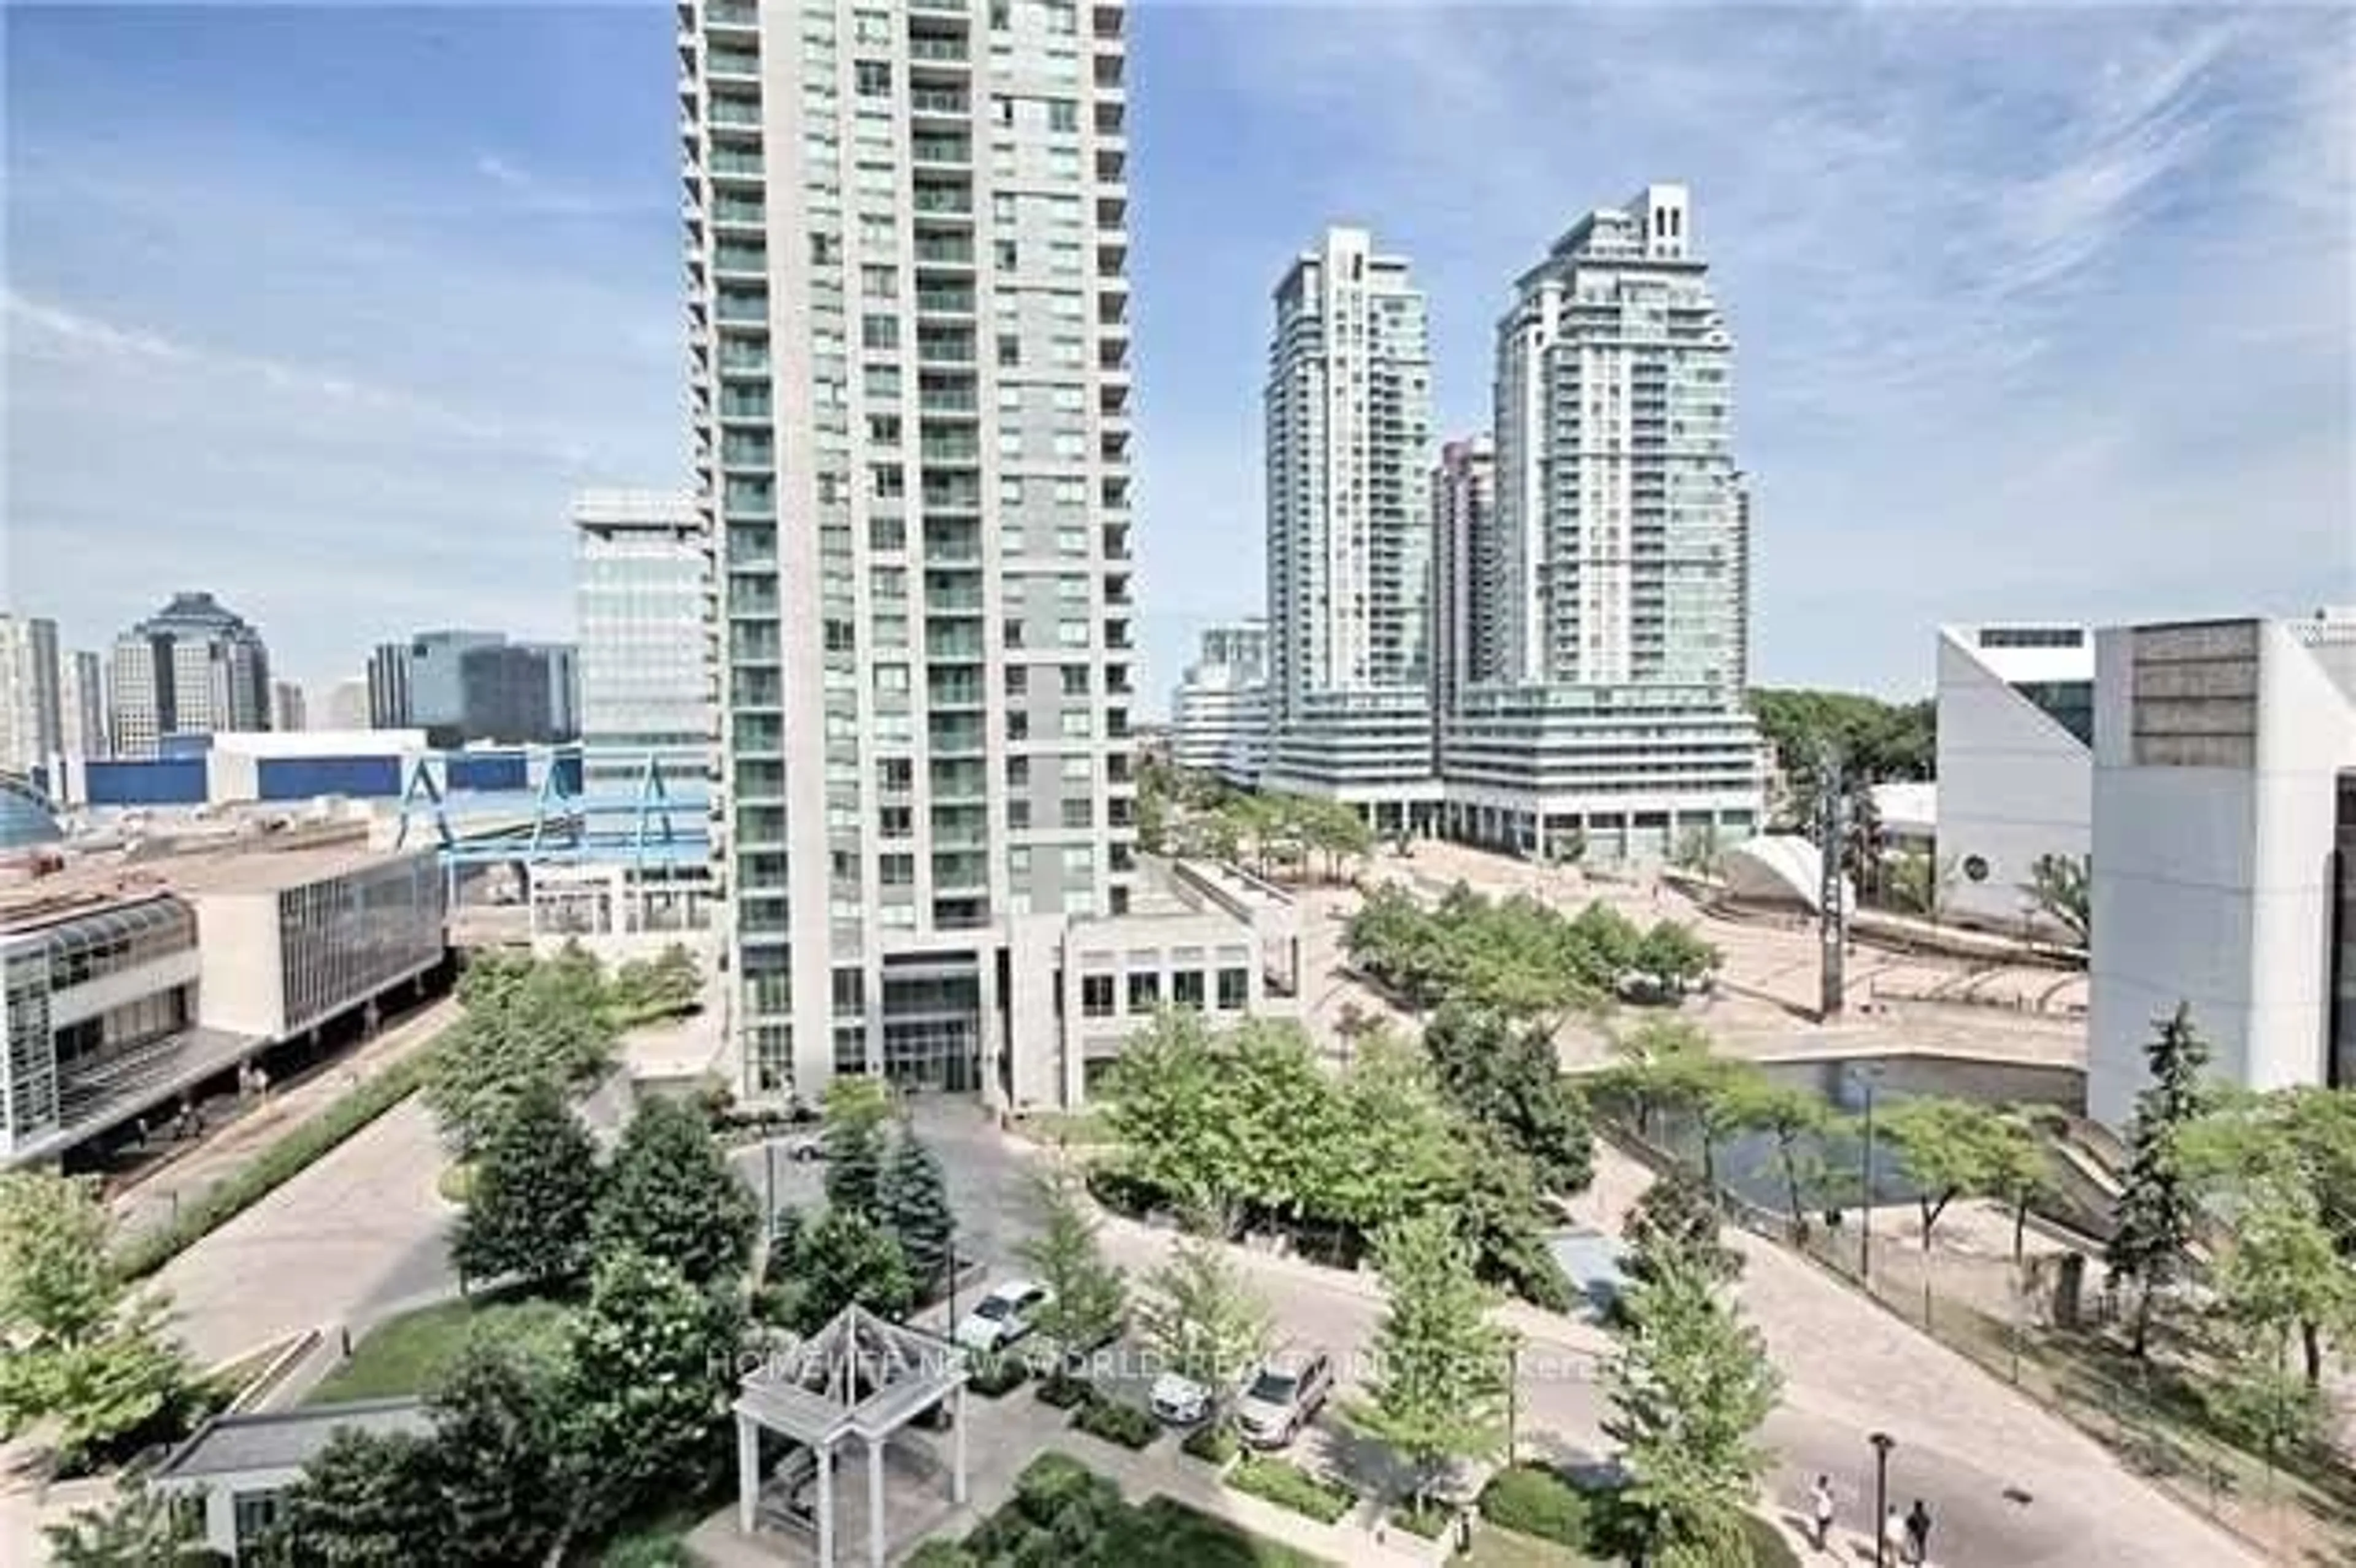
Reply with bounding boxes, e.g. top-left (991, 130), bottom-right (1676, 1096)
top-left (0, 829), bottom-right (447, 1166)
